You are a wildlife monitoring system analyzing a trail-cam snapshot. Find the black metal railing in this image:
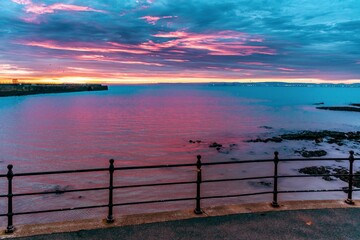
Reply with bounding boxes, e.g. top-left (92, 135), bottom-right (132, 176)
top-left (0, 151), bottom-right (358, 234)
